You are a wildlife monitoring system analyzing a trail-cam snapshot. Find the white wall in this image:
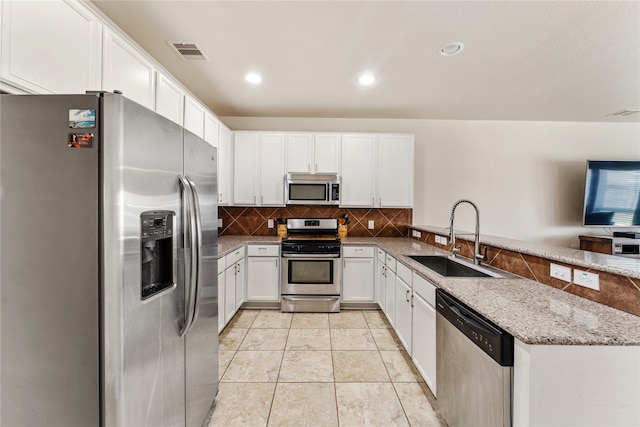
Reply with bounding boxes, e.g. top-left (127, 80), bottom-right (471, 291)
top-left (221, 116), bottom-right (640, 247)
